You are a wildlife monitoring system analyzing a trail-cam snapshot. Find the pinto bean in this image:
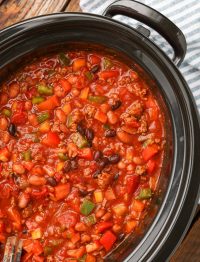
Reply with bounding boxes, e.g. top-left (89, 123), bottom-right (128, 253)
top-left (13, 163), bottom-right (25, 174)
top-left (81, 234), bottom-right (91, 243)
top-left (75, 222), bottom-right (87, 232)
top-left (9, 83), bottom-right (20, 98)
top-left (28, 175), bottom-right (46, 186)
top-left (107, 111), bottom-right (118, 124)
top-left (95, 208), bottom-right (105, 218)
top-left (18, 192), bottom-right (30, 209)
top-left (0, 117), bottom-right (8, 131)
